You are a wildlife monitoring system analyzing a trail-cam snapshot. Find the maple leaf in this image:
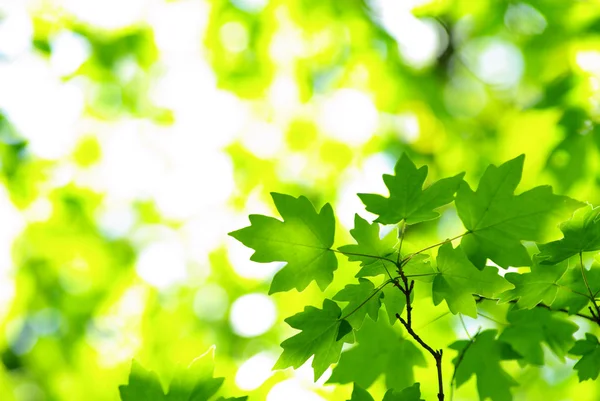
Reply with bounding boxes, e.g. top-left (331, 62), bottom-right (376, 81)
top-left (334, 278), bottom-right (383, 329)
top-left (456, 154), bottom-right (582, 268)
top-left (569, 333), bottom-right (600, 381)
top-left (450, 330), bottom-right (518, 401)
top-left (498, 308), bottom-right (578, 365)
top-left (348, 384), bottom-right (424, 401)
top-left (381, 283), bottom-right (407, 324)
top-left (229, 193), bottom-right (337, 294)
top-left (348, 385), bottom-right (375, 401)
top-left (552, 262), bottom-right (600, 313)
top-left (358, 154), bottom-right (464, 225)
top-left (339, 214), bottom-right (397, 267)
top-left (432, 244), bottom-right (512, 318)
top-left (119, 348), bottom-right (245, 401)
top-left (538, 204), bottom-right (600, 264)
top-left (273, 299), bottom-right (353, 381)
top-left (328, 316), bottom-right (425, 391)
top-left (498, 257), bottom-right (569, 309)
top-left (382, 384), bottom-right (424, 401)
